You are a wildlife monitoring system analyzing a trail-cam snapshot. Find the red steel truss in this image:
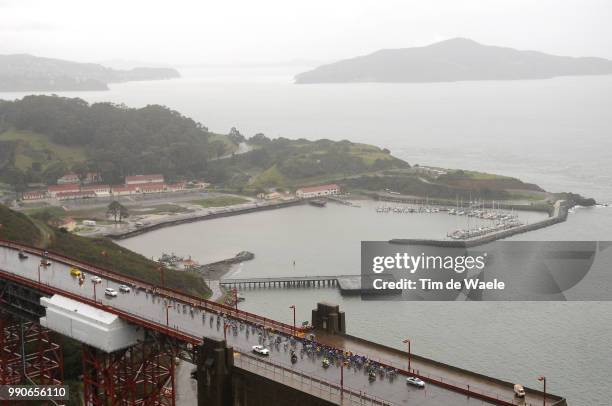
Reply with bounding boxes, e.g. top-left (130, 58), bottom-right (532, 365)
top-left (0, 312), bottom-right (22, 386)
top-left (21, 321), bottom-right (64, 385)
top-left (82, 335), bottom-right (176, 406)
top-left (0, 312), bottom-right (64, 406)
